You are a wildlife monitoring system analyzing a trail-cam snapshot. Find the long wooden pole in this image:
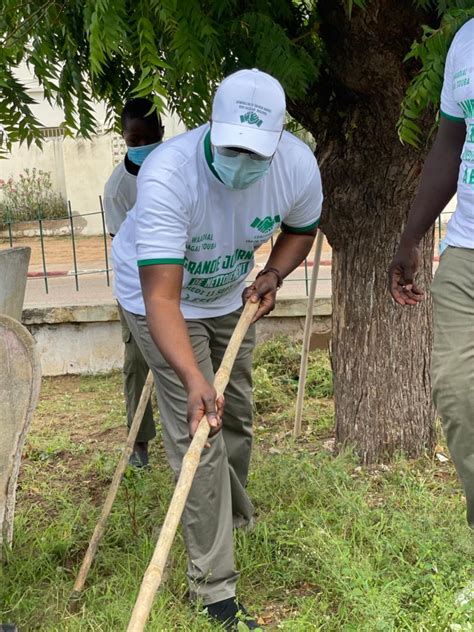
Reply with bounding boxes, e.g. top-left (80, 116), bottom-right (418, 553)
top-left (293, 230), bottom-right (324, 438)
top-left (70, 370), bottom-right (155, 603)
top-left (127, 300), bottom-right (259, 632)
